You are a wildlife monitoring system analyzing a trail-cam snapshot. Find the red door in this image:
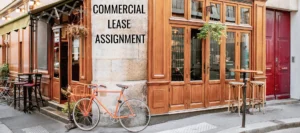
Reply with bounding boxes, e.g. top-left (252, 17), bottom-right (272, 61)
top-left (266, 9), bottom-right (290, 100)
